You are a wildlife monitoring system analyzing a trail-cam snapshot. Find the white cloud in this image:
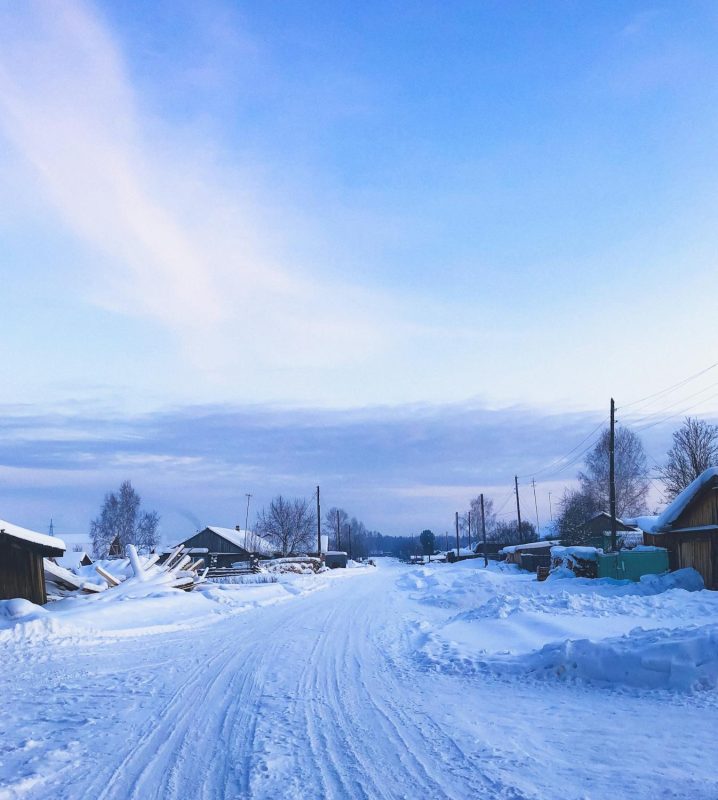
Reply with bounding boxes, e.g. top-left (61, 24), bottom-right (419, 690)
top-left (0, 0), bottom-right (410, 389)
